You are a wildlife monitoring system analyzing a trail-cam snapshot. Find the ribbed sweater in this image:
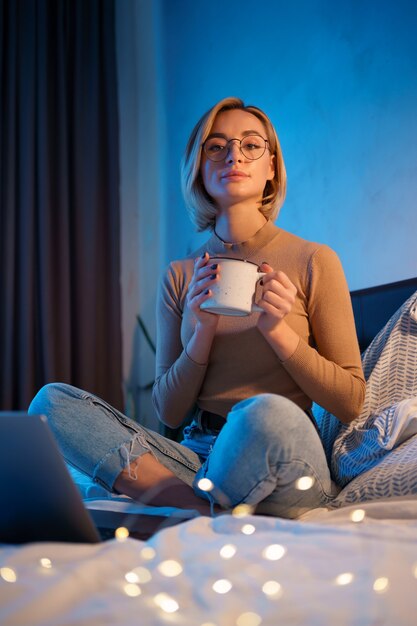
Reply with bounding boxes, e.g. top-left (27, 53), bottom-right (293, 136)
top-left (153, 220), bottom-right (365, 425)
